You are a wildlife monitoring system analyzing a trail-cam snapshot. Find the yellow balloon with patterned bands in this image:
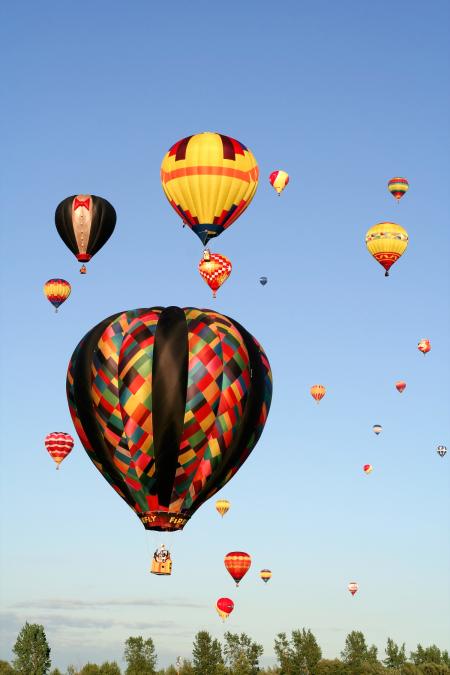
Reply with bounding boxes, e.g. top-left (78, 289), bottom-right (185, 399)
top-left (215, 499), bottom-right (230, 518)
top-left (365, 222), bottom-right (408, 277)
top-left (161, 132), bottom-right (259, 245)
